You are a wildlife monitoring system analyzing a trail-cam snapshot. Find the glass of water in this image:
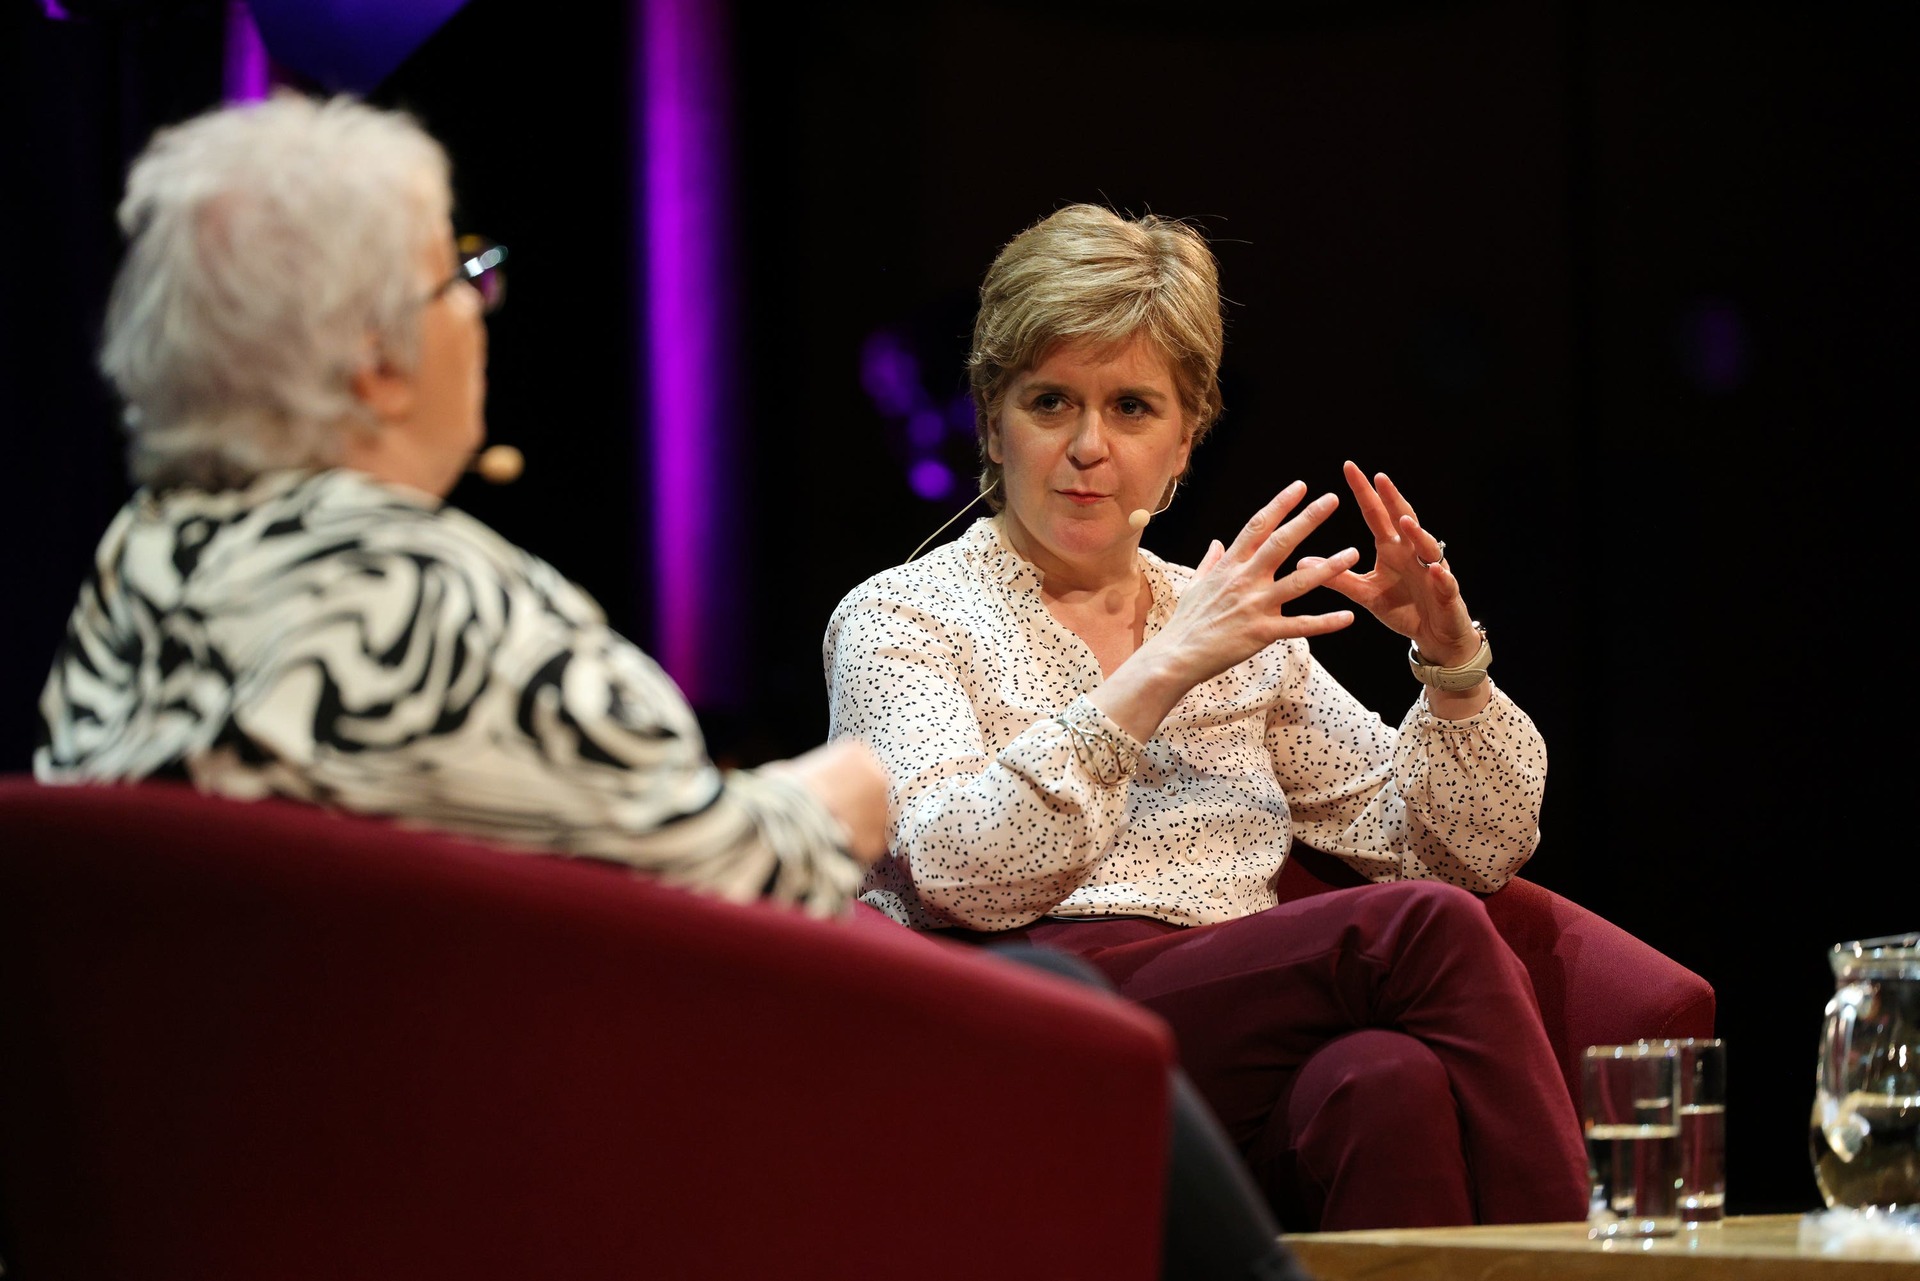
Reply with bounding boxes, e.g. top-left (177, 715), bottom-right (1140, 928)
top-left (1583, 1044), bottom-right (1684, 1239)
top-left (1657, 1038), bottom-right (1727, 1226)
